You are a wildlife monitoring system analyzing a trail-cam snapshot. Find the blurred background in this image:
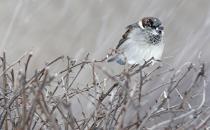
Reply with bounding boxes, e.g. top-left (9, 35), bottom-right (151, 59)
top-left (0, 0), bottom-right (210, 67)
top-left (1, 1), bottom-right (210, 128)
top-left (1, 0), bottom-right (210, 95)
